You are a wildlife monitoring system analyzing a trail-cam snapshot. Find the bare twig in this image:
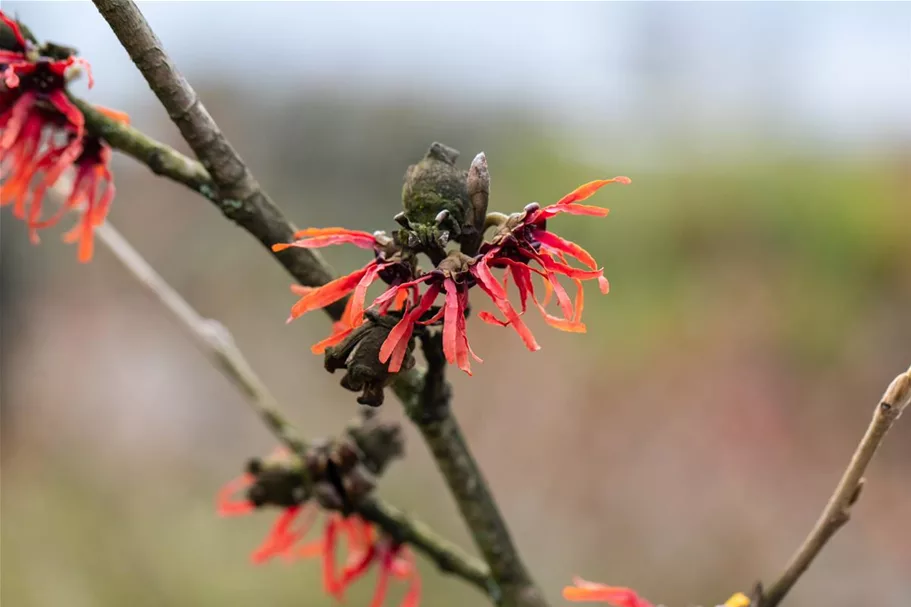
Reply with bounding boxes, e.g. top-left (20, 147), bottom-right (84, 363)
top-left (762, 365), bottom-right (911, 607)
top-left (85, 217), bottom-right (493, 593)
top-left (88, 0), bottom-right (344, 319)
top-left (402, 333), bottom-right (549, 607)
